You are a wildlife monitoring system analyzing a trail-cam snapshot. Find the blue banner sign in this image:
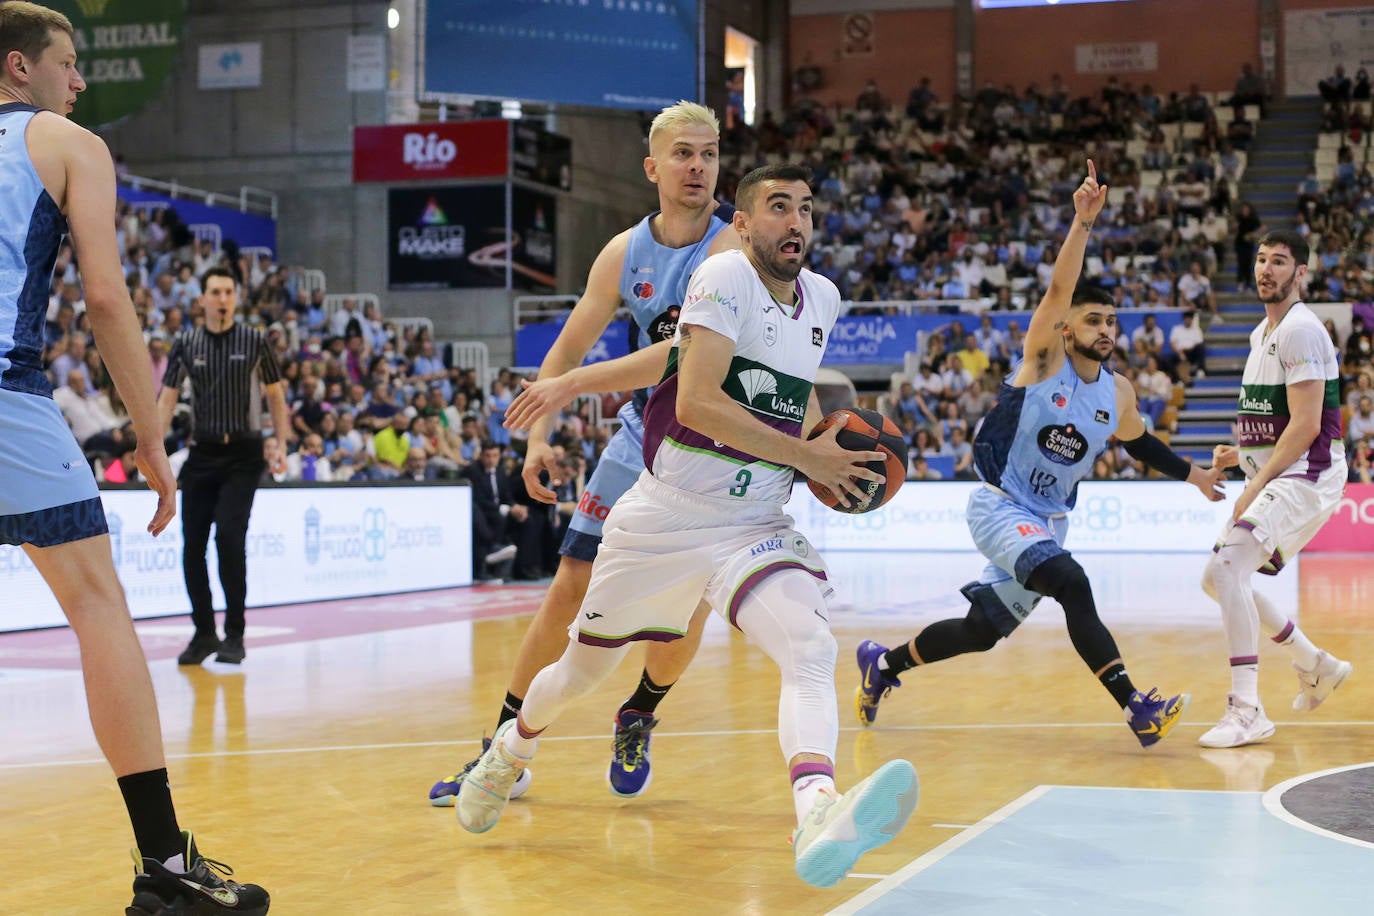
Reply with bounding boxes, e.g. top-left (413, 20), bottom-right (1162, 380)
top-left (423, 0), bottom-right (697, 110)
